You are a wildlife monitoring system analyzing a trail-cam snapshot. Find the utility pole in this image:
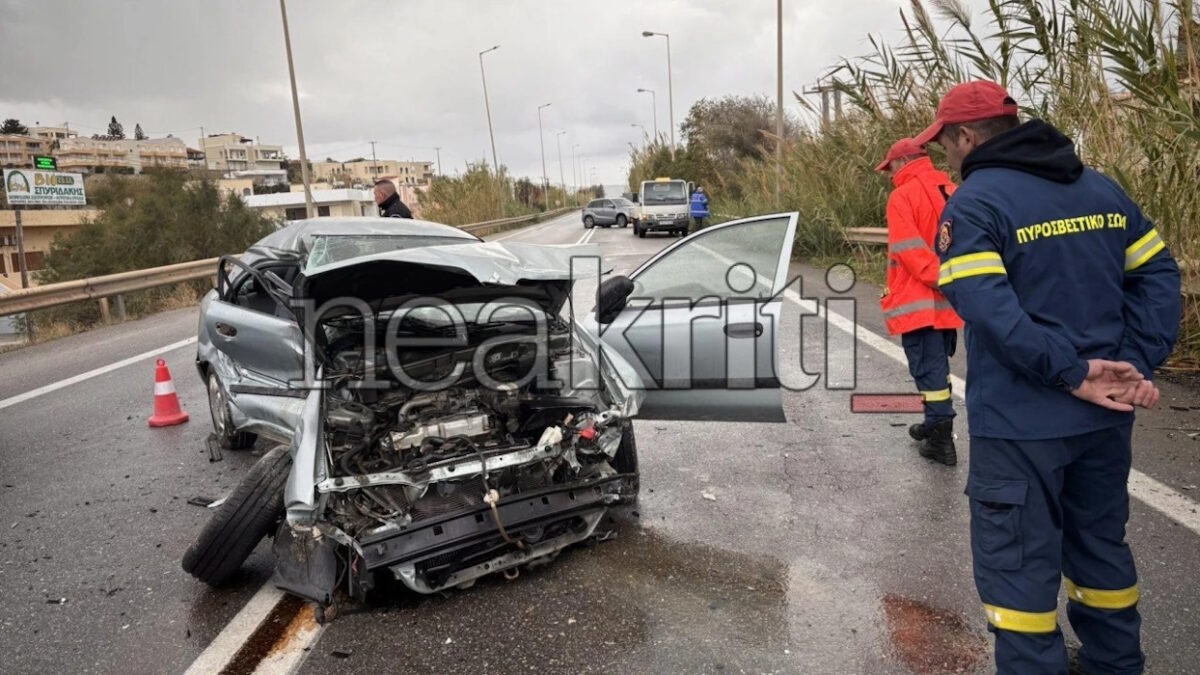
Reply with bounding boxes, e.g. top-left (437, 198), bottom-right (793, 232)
top-left (370, 140), bottom-right (378, 180)
top-left (775, 0), bottom-right (784, 208)
top-left (537, 103), bottom-right (551, 208)
top-left (433, 146), bottom-right (442, 176)
top-left (803, 79), bottom-right (843, 128)
top-left (279, 0), bottom-right (314, 217)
